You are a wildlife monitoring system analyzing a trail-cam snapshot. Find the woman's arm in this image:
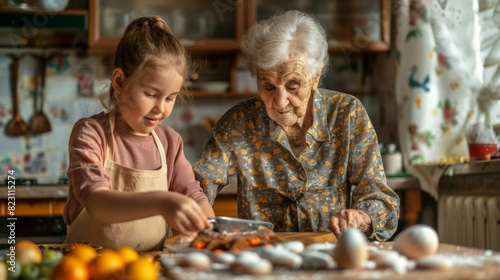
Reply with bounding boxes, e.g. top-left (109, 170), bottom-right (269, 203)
top-left (344, 97), bottom-right (400, 241)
